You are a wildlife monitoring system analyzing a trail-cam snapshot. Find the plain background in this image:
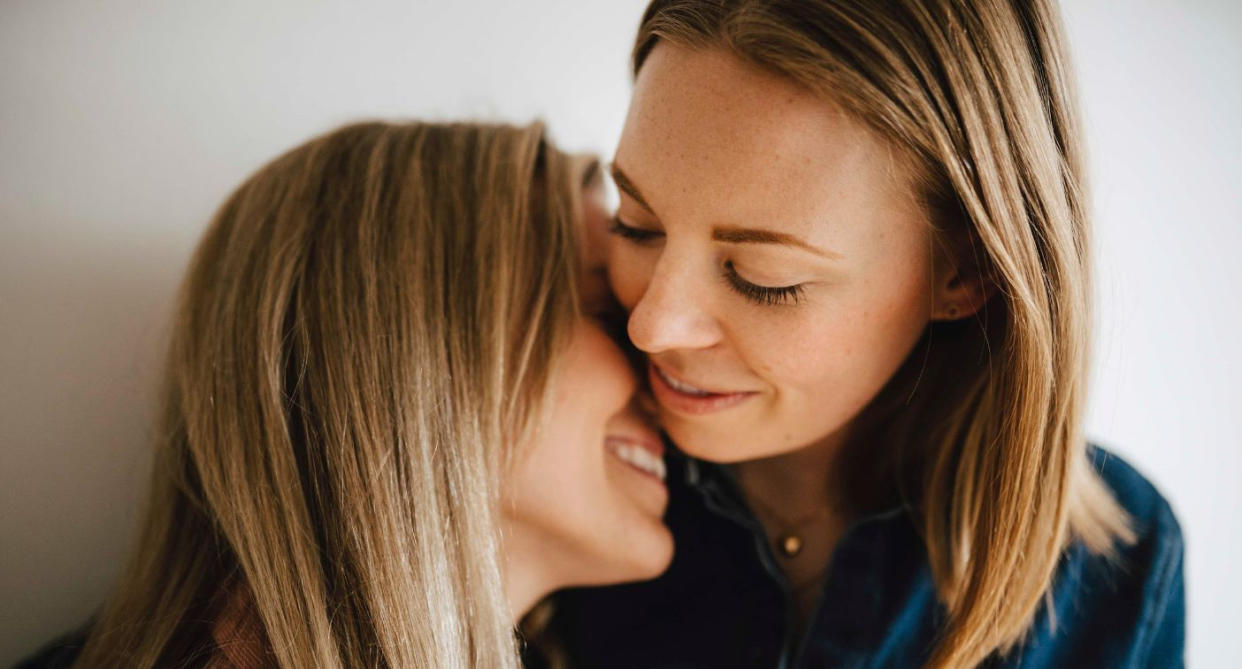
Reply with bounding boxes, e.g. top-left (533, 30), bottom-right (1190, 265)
top-left (1, 0), bottom-right (1238, 665)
